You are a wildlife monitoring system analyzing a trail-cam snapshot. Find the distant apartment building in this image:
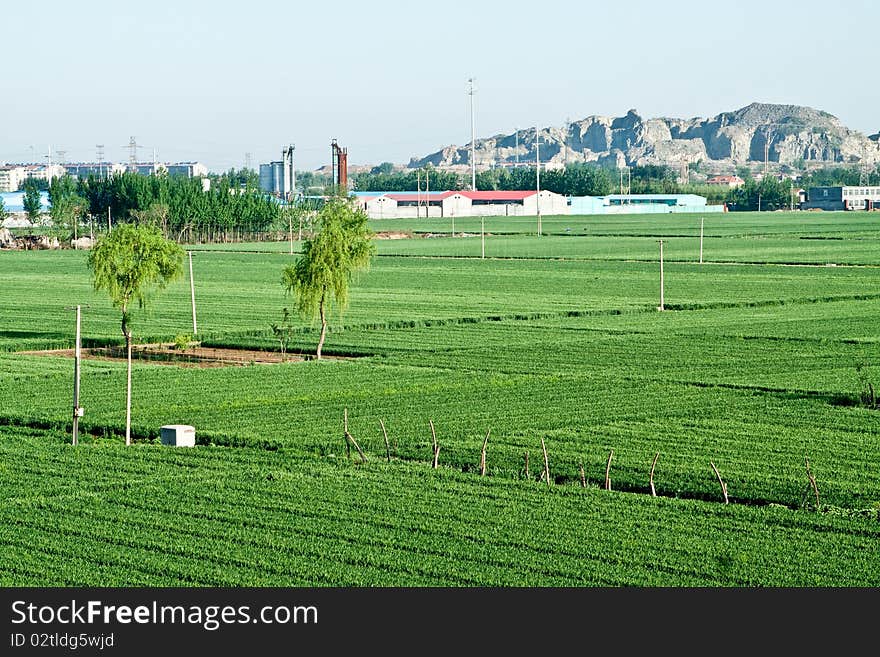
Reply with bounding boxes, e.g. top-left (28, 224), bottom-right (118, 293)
top-left (24, 164), bottom-right (66, 184)
top-left (803, 186), bottom-right (880, 210)
top-left (63, 161), bottom-right (207, 179)
top-left (0, 164), bottom-right (66, 191)
top-left (706, 175), bottom-right (745, 188)
top-left (166, 162), bottom-right (208, 177)
top-left (0, 166), bottom-right (26, 192)
top-left (65, 163), bottom-right (127, 179)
